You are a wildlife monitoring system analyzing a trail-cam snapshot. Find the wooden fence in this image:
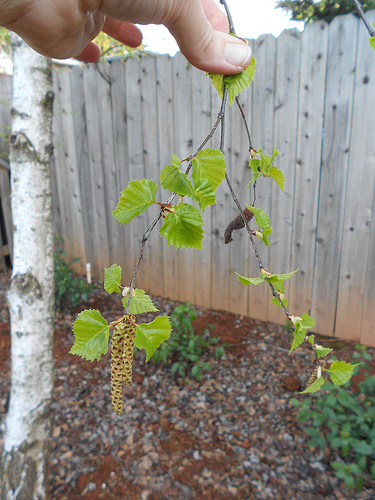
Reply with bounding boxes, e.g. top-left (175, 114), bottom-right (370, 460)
top-left (0, 75), bottom-right (12, 268)
top-left (1, 12), bottom-right (375, 346)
